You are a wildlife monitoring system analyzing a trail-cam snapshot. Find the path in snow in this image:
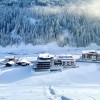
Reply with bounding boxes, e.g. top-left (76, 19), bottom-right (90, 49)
top-left (51, 86), bottom-right (100, 100)
top-left (44, 86), bottom-right (73, 100)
